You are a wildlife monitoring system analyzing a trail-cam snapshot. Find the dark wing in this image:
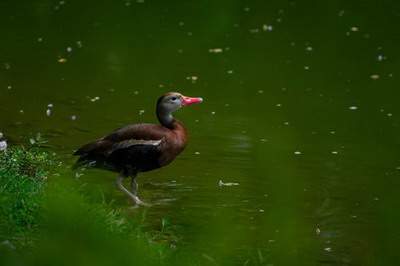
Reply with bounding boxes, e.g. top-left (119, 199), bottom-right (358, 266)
top-left (74, 123), bottom-right (168, 156)
top-left (73, 124), bottom-right (168, 173)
